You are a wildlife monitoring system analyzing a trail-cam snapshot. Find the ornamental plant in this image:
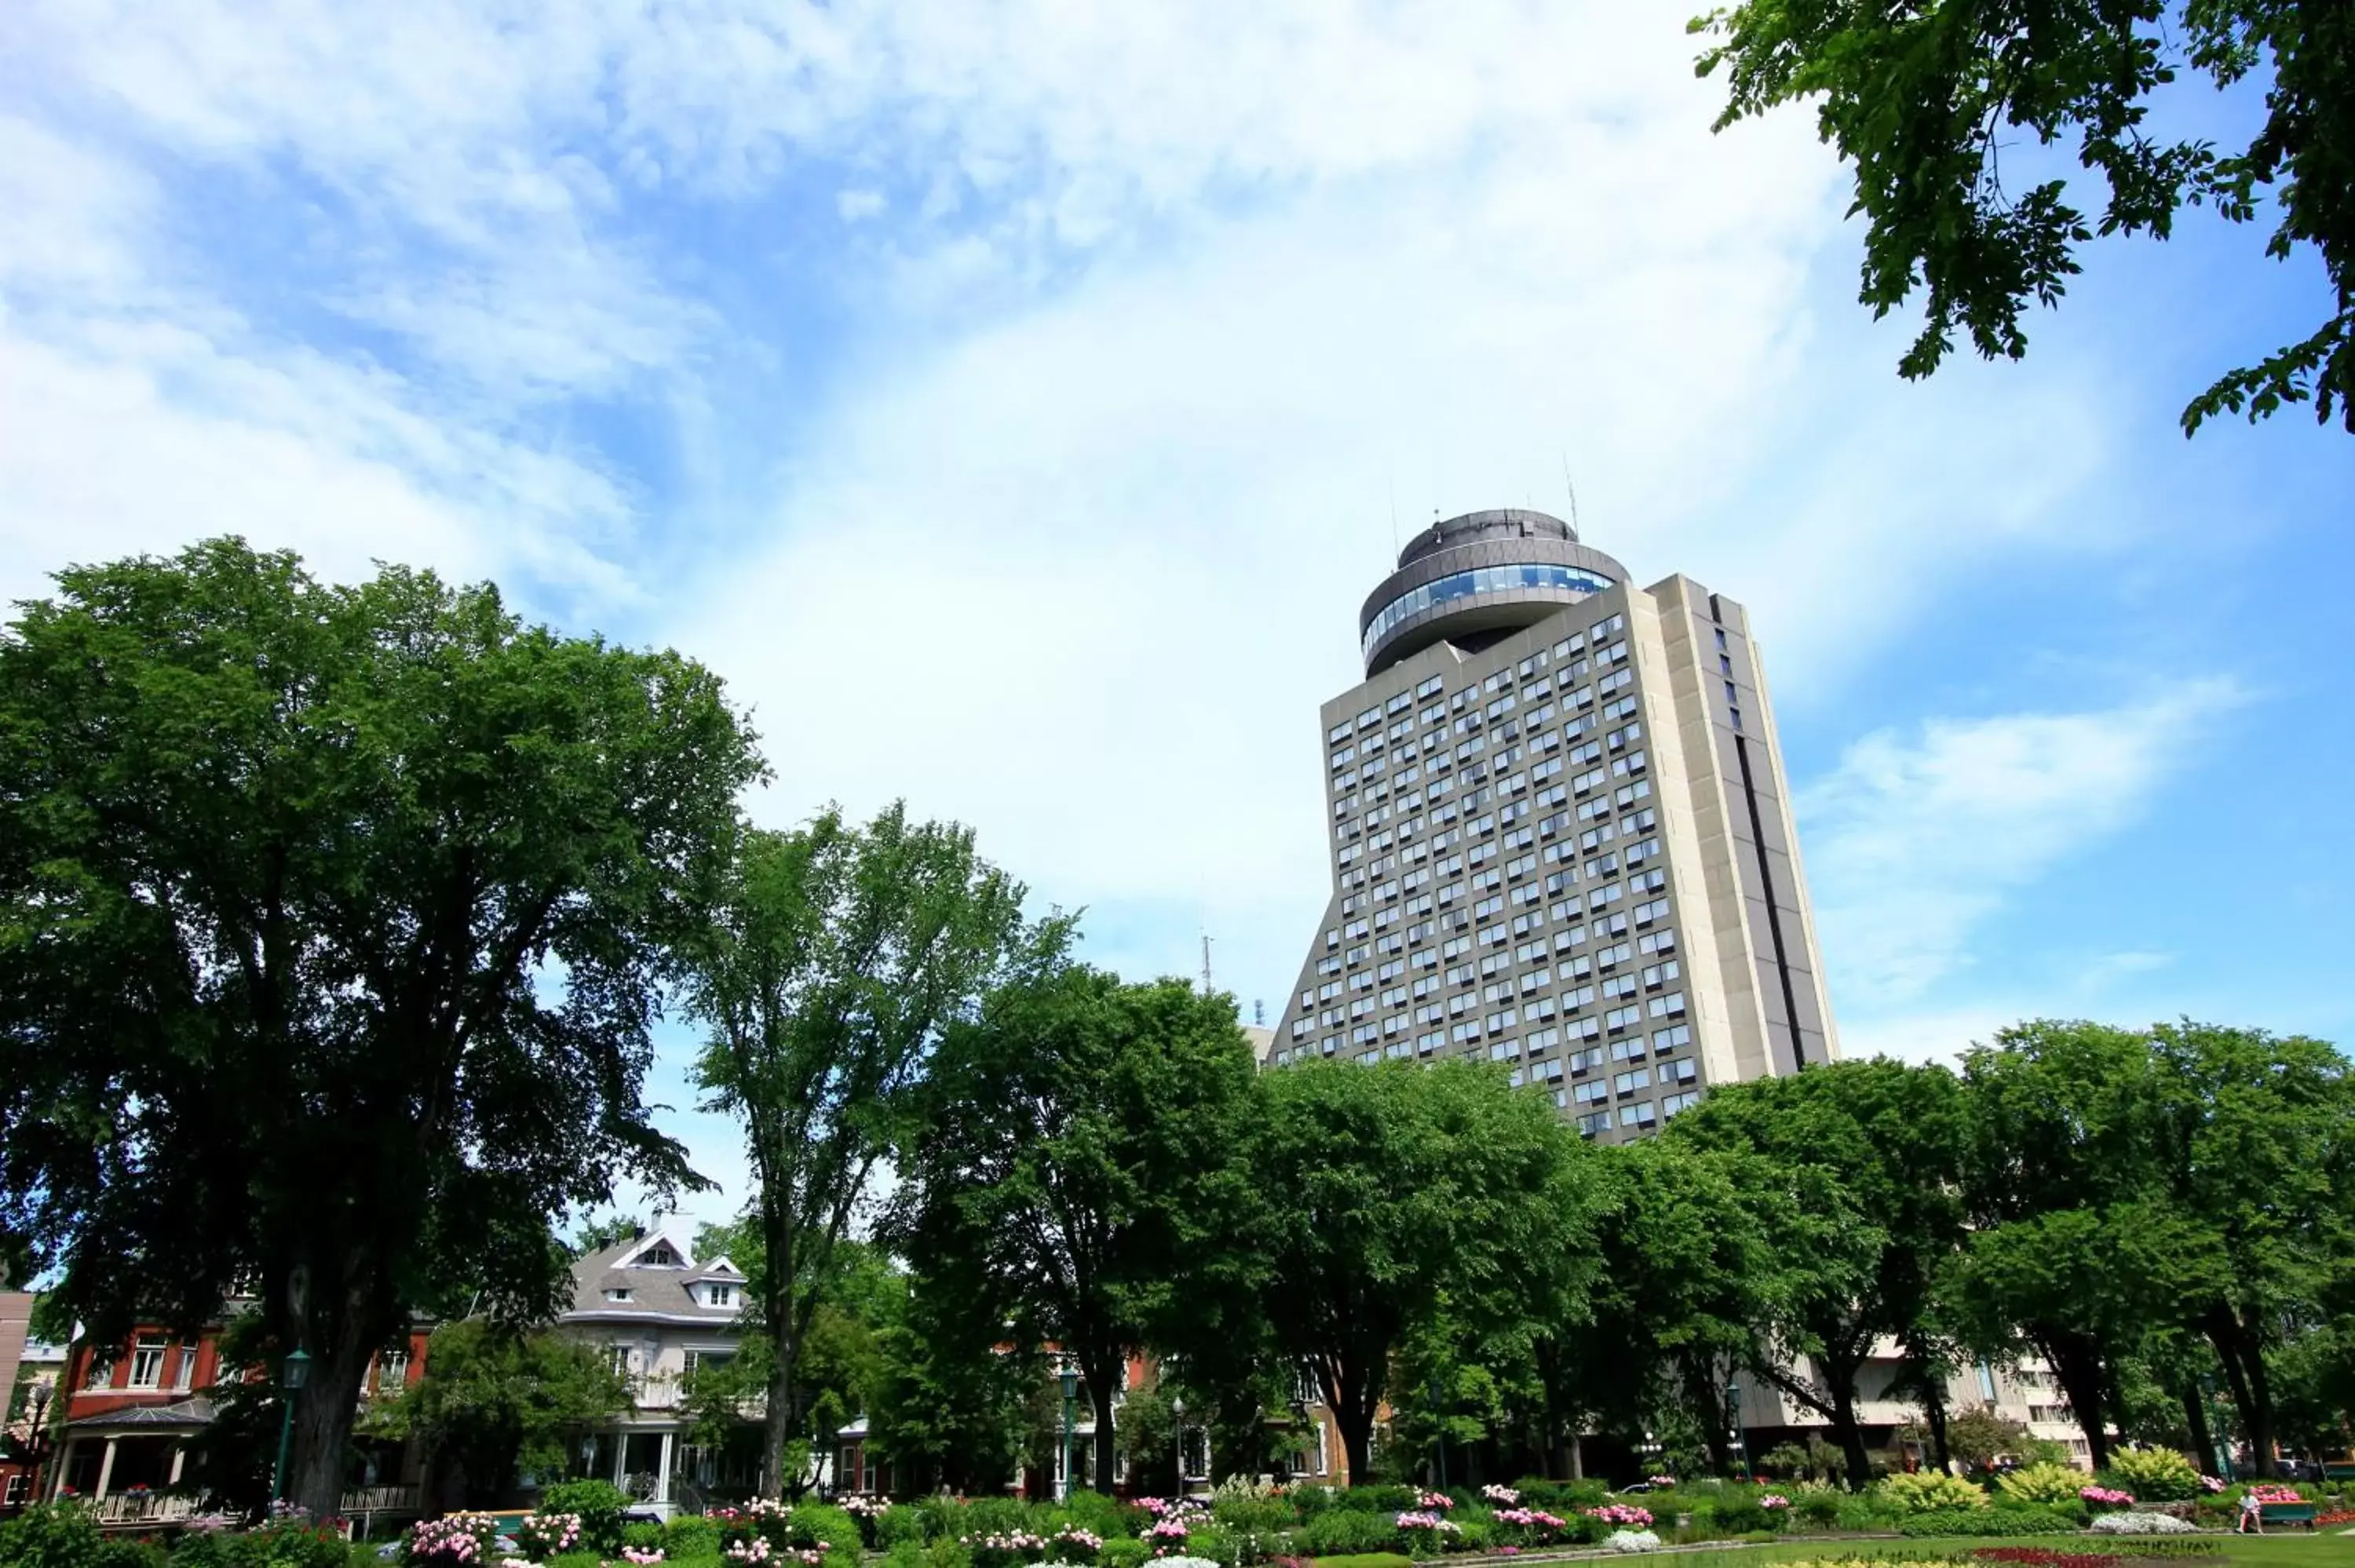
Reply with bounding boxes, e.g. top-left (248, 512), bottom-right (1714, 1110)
top-left (1413, 1493), bottom-right (1455, 1511)
top-left (962, 1532), bottom-right (1053, 1568)
top-left (1481, 1486), bottom-right (1520, 1505)
top-left (2105, 1446), bottom-right (2203, 1502)
top-left (2087, 1512), bottom-right (2196, 1535)
top-left (1876, 1471), bottom-right (1988, 1513)
top-left (407, 1514), bottom-right (500, 1568)
top-left (1995, 1464), bottom-right (2088, 1508)
top-left (1583, 1505), bottom-right (1654, 1528)
top-left (622, 1552), bottom-right (666, 1566)
top-left (1053, 1530), bottom-right (1104, 1565)
top-left (1601, 1530), bottom-right (1660, 1554)
top-left (1144, 1518), bottom-right (1191, 1551)
top-left (1394, 1510), bottom-right (1463, 1551)
top-left (1489, 1508), bottom-right (1568, 1548)
top-left (517, 1513), bottom-right (583, 1559)
top-left (2079, 1486), bottom-right (2135, 1509)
